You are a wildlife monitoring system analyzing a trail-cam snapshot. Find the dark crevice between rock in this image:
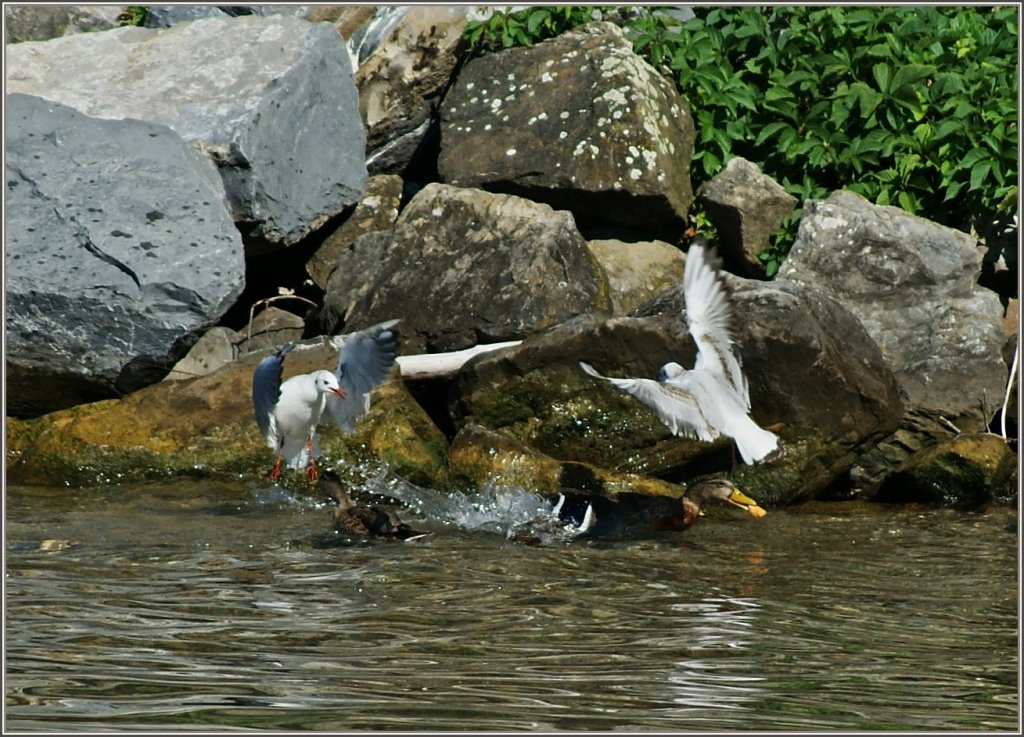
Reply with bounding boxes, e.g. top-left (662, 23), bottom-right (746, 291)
top-left (218, 210), bottom-right (356, 334)
top-left (404, 376), bottom-right (459, 440)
